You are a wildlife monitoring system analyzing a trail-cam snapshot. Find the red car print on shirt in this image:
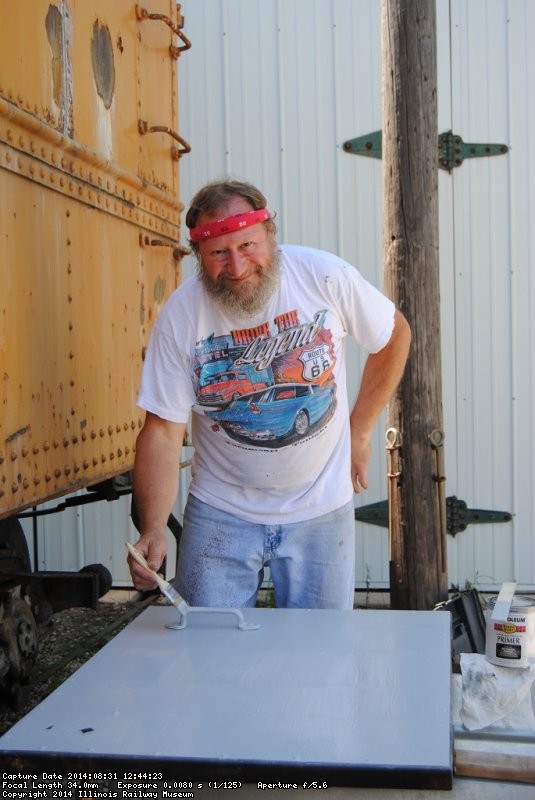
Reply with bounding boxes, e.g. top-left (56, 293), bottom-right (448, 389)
top-left (197, 369), bottom-right (269, 407)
